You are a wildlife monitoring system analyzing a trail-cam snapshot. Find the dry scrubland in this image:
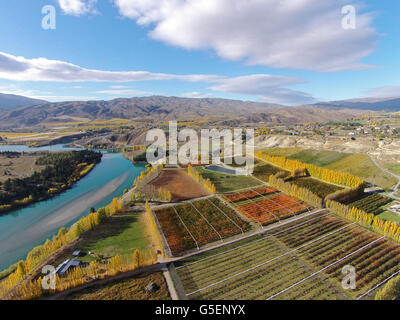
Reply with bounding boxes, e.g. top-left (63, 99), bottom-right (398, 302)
top-left (62, 272), bottom-right (170, 300)
top-left (0, 153), bottom-right (44, 182)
